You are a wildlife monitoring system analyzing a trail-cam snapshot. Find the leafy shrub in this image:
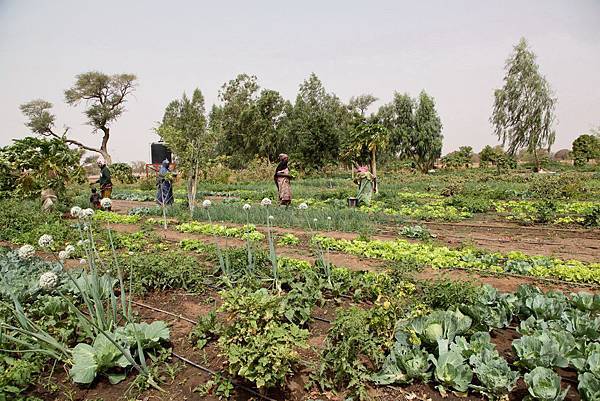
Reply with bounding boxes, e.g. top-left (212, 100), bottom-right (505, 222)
top-left (0, 199), bottom-right (74, 246)
top-left (218, 288), bottom-right (308, 389)
top-left (110, 163), bottom-right (136, 184)
top-left (139, 176), bottom-right (156, 191)
top-left (0, 137), bottom-right (84, 199)
top-left (312, 307), bottom-right (384, 400)
top-left (419, 277), bottom-right (480, 310)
